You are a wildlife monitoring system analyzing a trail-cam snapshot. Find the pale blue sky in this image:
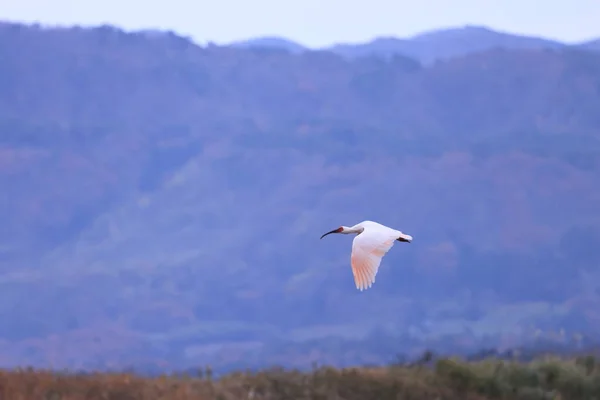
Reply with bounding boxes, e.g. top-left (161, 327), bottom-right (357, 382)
top-left (3, 0), bottom-right (600, 47)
